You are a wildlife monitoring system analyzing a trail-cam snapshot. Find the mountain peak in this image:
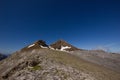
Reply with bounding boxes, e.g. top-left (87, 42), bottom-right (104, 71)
top-left (57, 39), bottom-right (66, 42)
top-left (50, 40), bottom-right (80, 51)
top-left (34, 40), bottom-right (48, 47)
top-left (21, 40), bottom-right (48, 51)
top-left (21, 39), bottom-right (81, 52)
